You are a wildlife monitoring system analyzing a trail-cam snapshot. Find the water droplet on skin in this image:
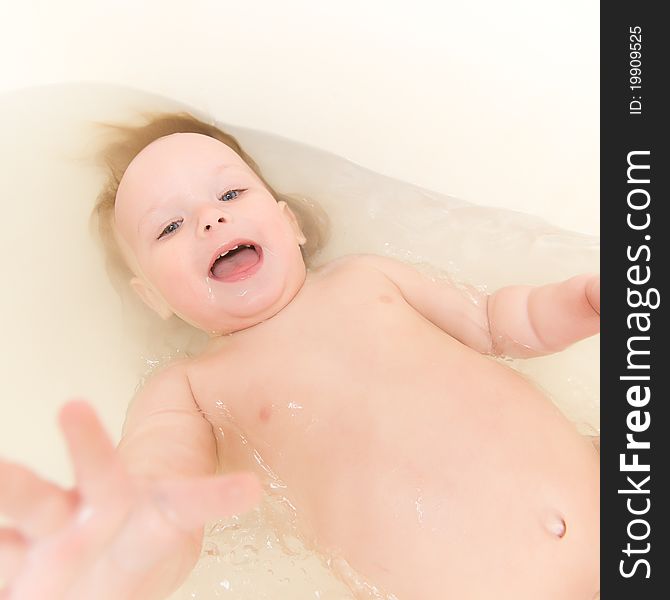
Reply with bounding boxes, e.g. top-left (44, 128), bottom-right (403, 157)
top-left (287, 401), bottom-right (303, 414)
top-left (75, 505), bottom-right (95, 525)
top-left (414, 490), bottom-right (425, 525)
top-left (205, 276), bottom-right (215, 302)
